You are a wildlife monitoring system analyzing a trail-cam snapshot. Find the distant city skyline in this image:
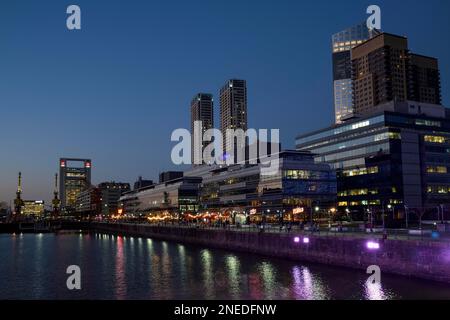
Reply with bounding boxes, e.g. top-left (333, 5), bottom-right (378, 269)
top-left (0, 0), bottom-right (449, 204)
